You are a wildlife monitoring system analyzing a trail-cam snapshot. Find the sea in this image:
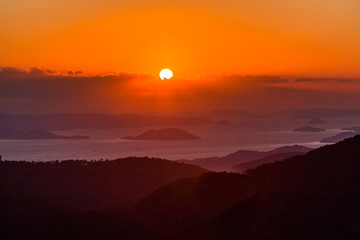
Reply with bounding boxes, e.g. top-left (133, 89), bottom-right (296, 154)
top-left (0, 117), bottom-right (358, 161)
